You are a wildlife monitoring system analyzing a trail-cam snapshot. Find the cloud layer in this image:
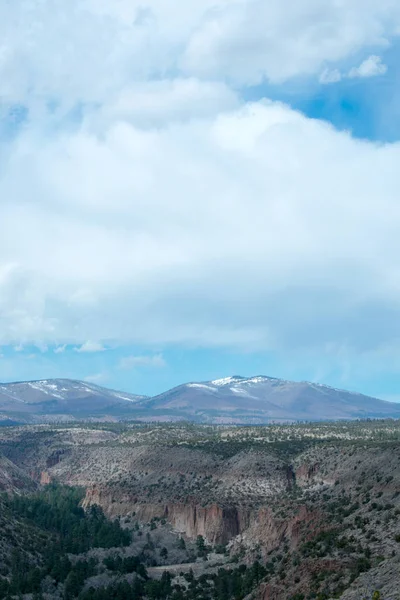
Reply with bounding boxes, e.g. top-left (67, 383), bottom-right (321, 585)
top-left (2, 99), bottom-right (400, 355)
top-left (0, 0), bottom-right (399, 106)
top-left (1, 0), bottom-right (400, 368)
